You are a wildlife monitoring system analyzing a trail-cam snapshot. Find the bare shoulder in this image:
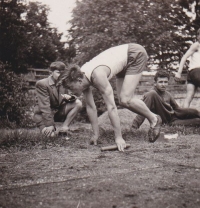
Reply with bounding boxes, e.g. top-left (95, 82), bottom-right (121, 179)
top-left (92, 66), bottom-right (110, 83)
top-left (190, 42), bottom-right (200, 50)
top-left (92, 66), bottom-right (108, 77)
